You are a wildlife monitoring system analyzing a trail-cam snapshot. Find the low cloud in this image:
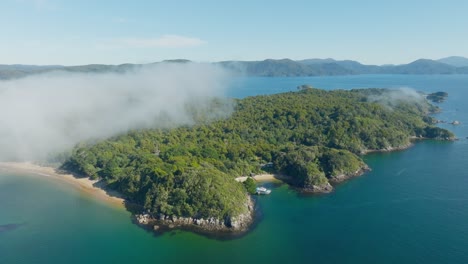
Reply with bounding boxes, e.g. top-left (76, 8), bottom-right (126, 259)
top-left (0, 63), bottom-right (231, 161)
top-left (367, 87), bottom-right (424, 108)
